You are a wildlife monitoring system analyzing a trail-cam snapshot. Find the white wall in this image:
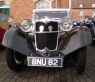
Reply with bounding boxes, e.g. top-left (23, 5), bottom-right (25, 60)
top-left (0, 0), bottom-right (10, 5)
